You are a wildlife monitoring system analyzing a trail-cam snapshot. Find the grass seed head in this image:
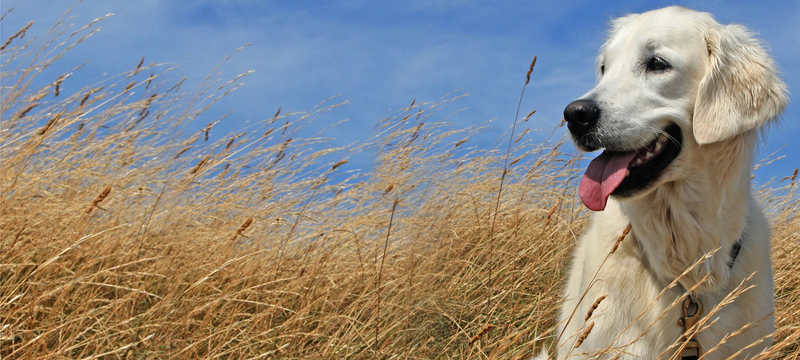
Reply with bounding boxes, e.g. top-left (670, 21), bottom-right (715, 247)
top-left (523, 109), bottom-right (537, 121)
top-left (585, 295), bottom-right (607, 321)
top-left (54, 75), bottom-right (66, 96)
top-left (610, 223), bottom-right (632, 254)
top-left (190, 155), bottom-right (211, 174)
top-left (470, 324), bottom-right (495, 345)
top-left (574, 321), bottom-right (595, 348)
top-left (525, 54), bottom-right (537, 85)
top-left (135, 56), bottom-right (145, 71)
top-left (1, 20), bottom-right (33, 50)
top-left (17, 103), bottom-right (38, 118)
top-left (85, 185), bottom-right (112, 213)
